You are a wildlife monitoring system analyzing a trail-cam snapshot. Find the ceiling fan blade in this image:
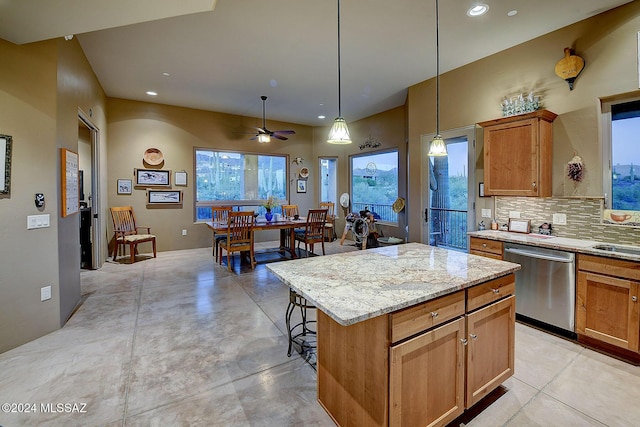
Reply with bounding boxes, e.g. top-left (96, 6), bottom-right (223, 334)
top-left (249, 135), bottom-right (258, 140)
top-left (274, 130), bottom-right (296, 135)
top-left (273, 134), bottom-right (288, 141)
